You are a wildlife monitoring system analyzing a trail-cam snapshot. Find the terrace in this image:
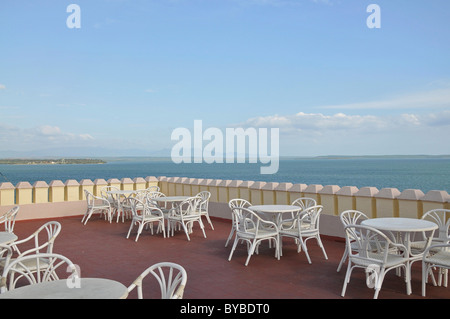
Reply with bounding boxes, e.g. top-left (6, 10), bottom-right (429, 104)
top-left (1, 176), bottom-right (450, 301)
top-left (9, 214), bottom-right (450, 300)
